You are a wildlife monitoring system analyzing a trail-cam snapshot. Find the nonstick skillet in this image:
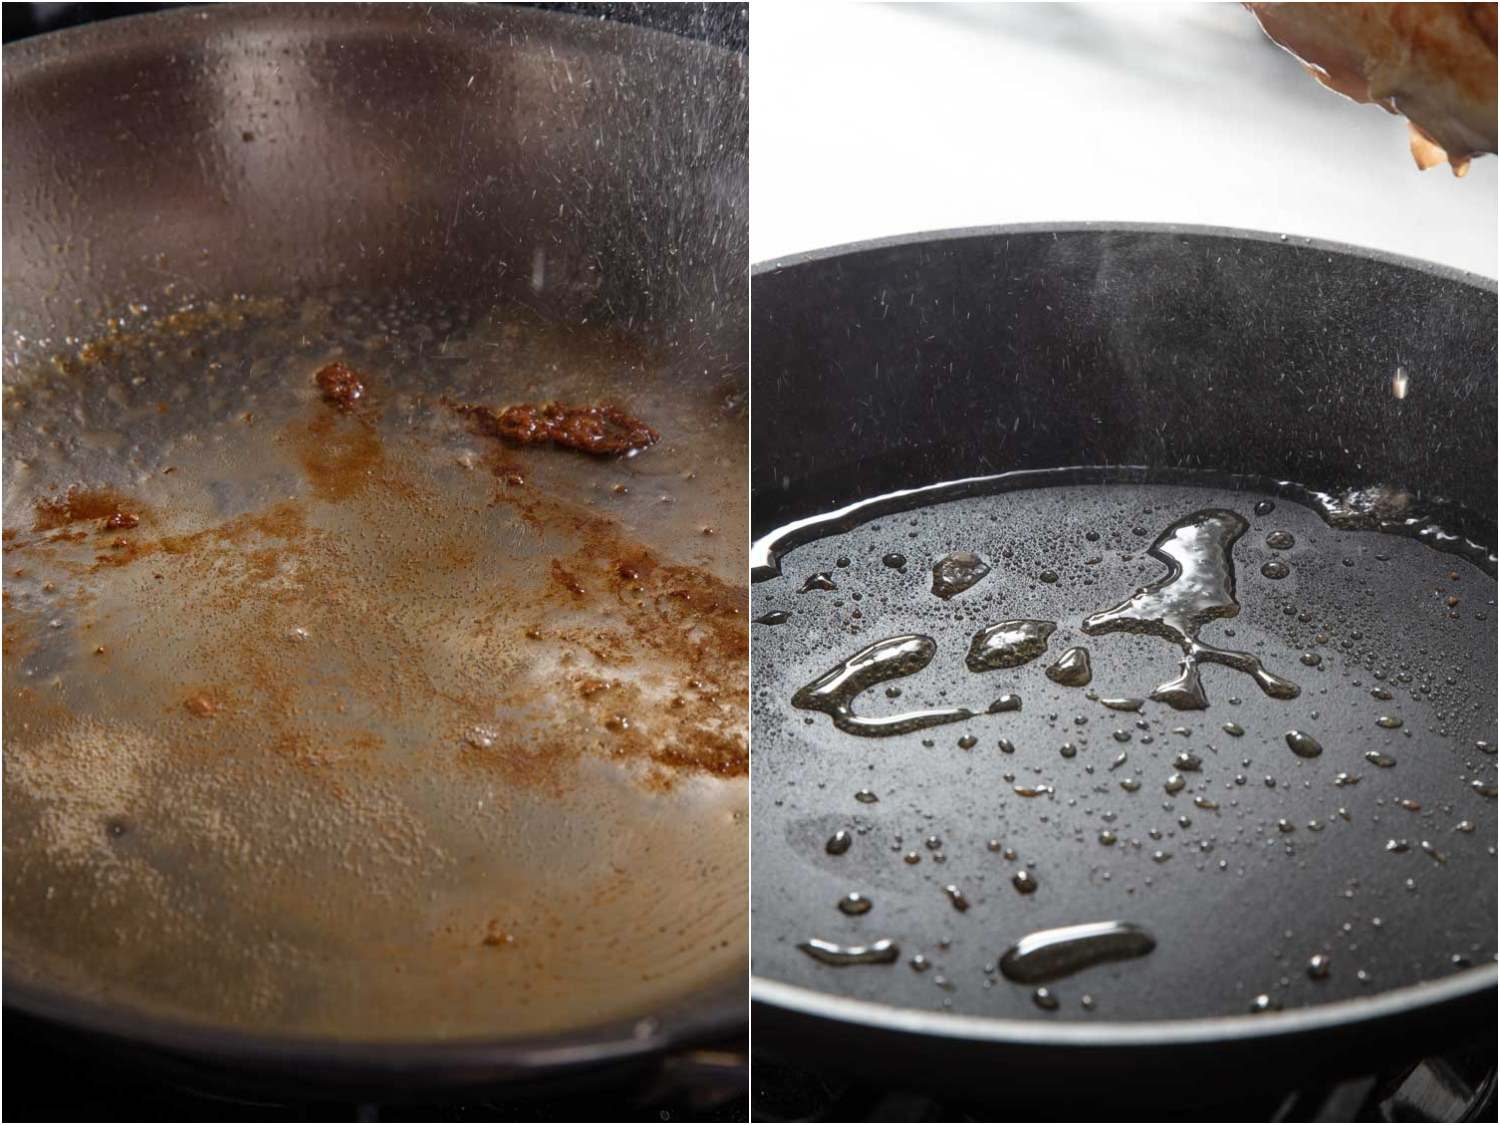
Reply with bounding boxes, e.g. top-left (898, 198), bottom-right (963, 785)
top-left (2, 2), bottom-right (747, 1091)
top-left (749, 225), bottom-right (1497, 1103)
